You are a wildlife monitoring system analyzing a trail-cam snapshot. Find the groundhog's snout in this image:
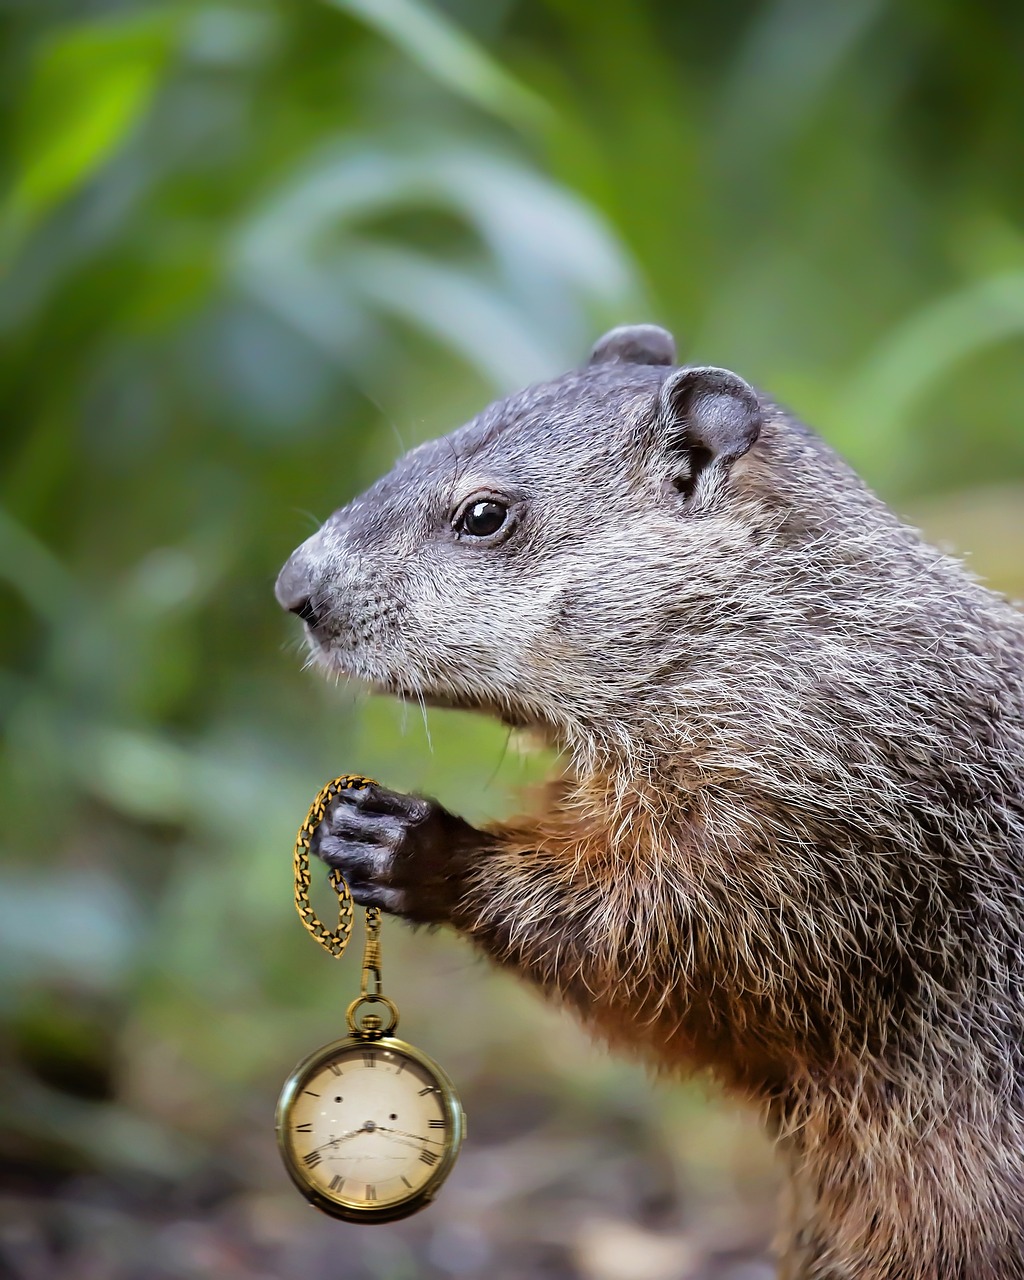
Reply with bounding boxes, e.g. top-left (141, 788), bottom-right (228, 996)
top-left (275, 545), bottom-right (321, 625)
